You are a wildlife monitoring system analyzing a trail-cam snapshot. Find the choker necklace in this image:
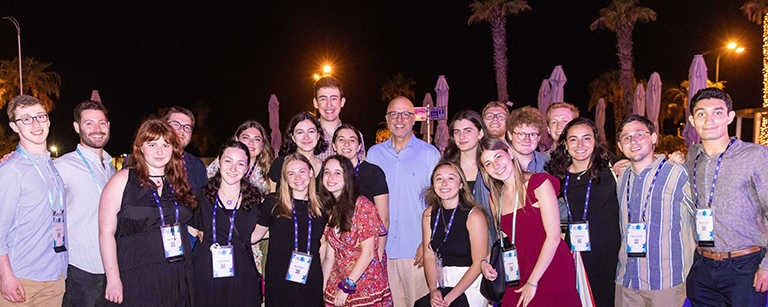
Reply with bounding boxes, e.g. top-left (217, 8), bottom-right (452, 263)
top-left (149, 174), bottom-right (165, 177)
